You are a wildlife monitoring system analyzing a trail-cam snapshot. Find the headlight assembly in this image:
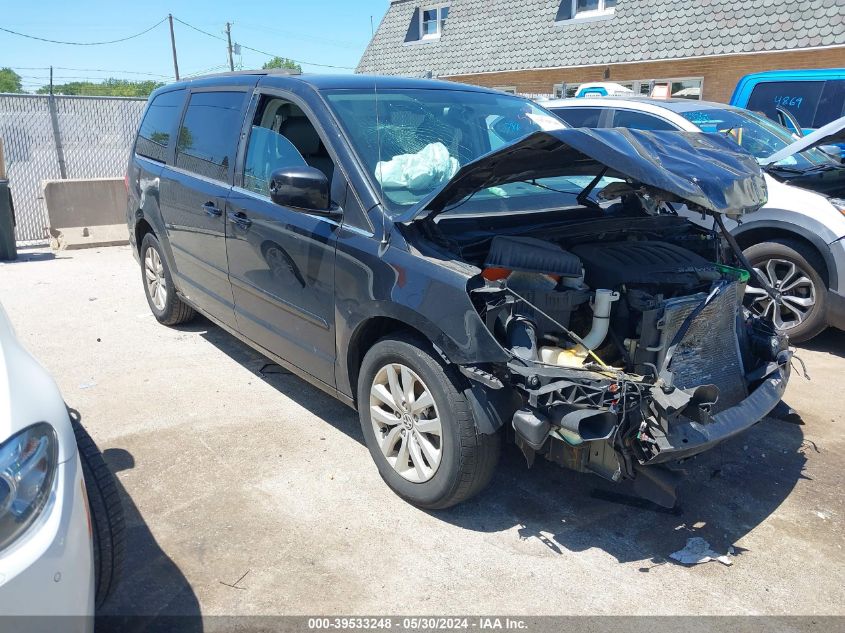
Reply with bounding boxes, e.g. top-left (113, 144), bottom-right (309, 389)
top-left (830, 197), bottom-right (845, 215)
top-left (0, 423), bottom-right (58, 552)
